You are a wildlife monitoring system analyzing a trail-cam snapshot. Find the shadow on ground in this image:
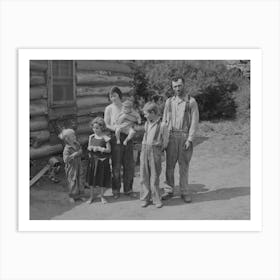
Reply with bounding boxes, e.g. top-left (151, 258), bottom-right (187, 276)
top-left (165, 185), bottom-right (250, 206)
top-left (30, 181), bottom-right (140, 220)
top-left (193, 136), bottom-right (209, 147)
